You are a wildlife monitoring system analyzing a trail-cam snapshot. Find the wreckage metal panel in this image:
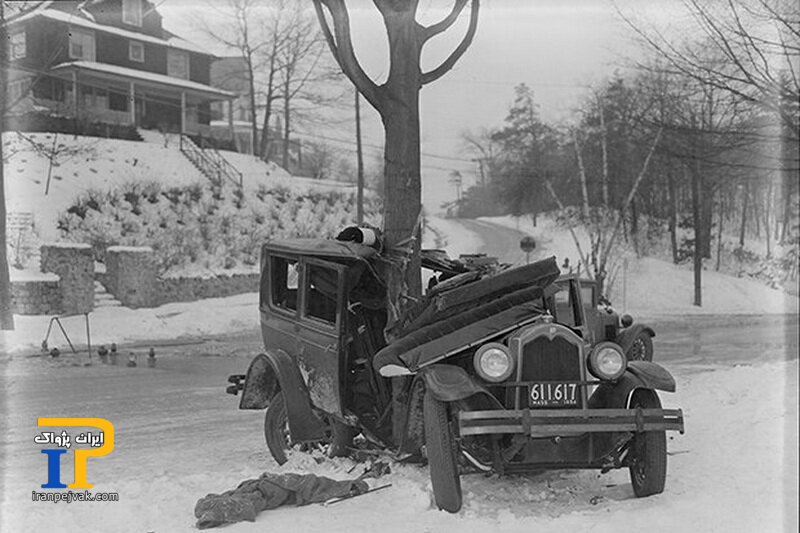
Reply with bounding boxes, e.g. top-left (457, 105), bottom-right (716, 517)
top-left (374, 258), bottom-right (560, 373)
top-left (263, 239), bottom-right (378, 261)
